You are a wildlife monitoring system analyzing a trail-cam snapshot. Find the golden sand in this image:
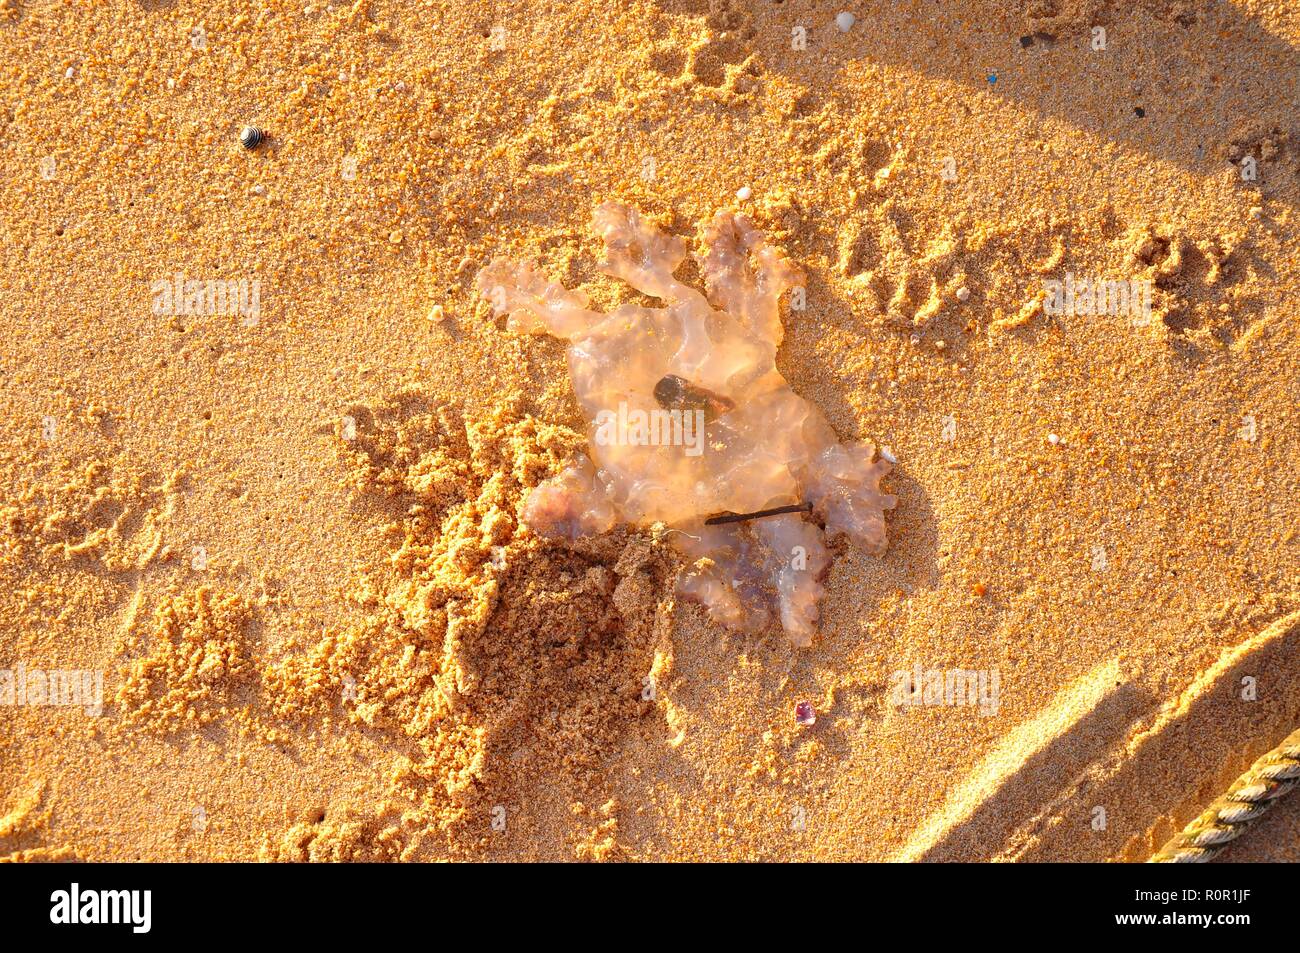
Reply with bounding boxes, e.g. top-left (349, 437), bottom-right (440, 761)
top-left (1, 0), bottom-right (1297, 861)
